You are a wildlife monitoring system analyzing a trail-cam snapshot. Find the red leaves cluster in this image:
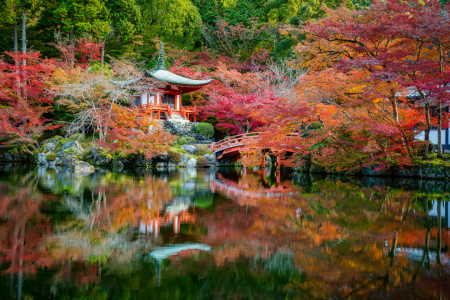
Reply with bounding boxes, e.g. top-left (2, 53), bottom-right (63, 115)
top-left (97, 104), bottom-right (175, 159)
top-left (0, 52), bottom-right (57, 143)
